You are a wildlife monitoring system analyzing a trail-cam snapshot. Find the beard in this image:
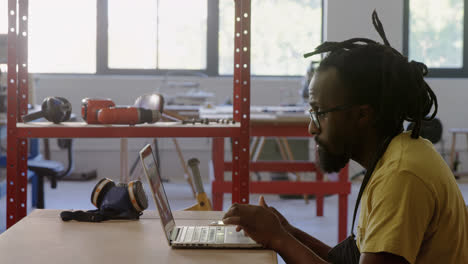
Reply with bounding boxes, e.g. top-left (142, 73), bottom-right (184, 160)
top-left (316, 140), bottom-right (350, 173)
